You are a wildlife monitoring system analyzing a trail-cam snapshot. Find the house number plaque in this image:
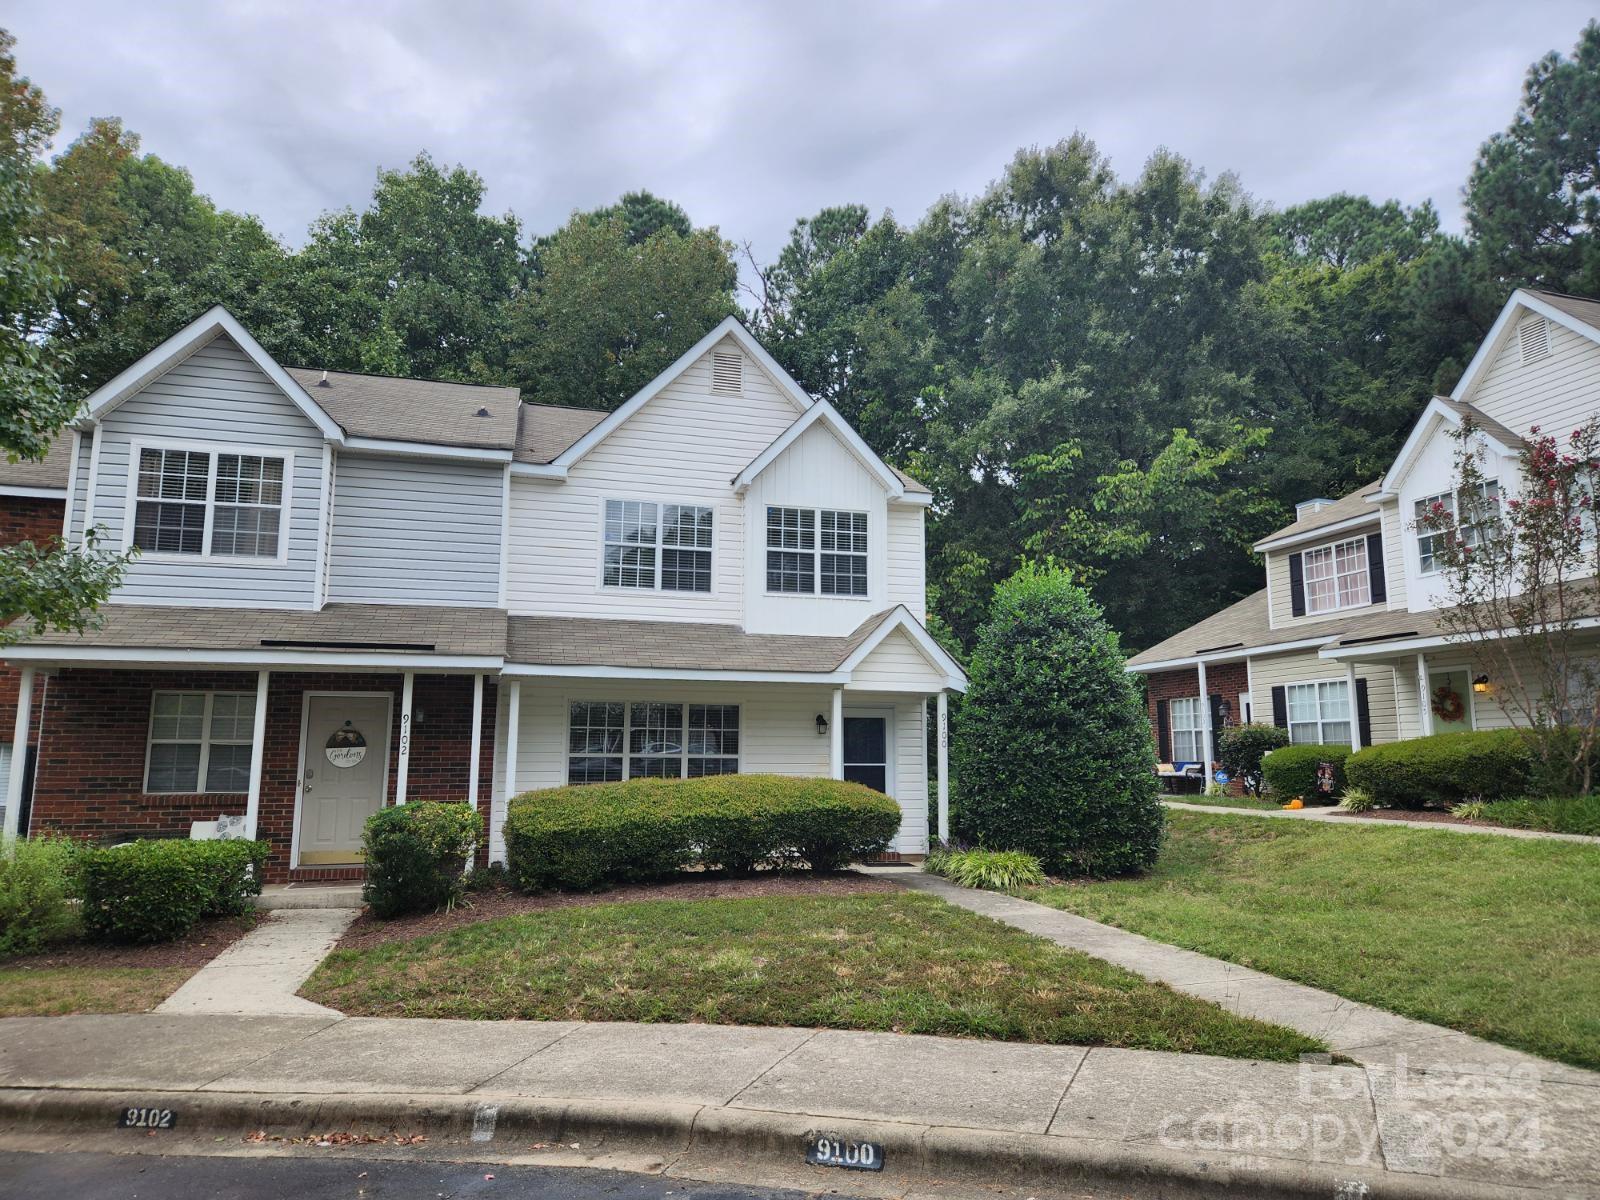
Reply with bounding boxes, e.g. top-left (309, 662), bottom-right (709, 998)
top-left (325, 723), bottom-right (368, 769)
